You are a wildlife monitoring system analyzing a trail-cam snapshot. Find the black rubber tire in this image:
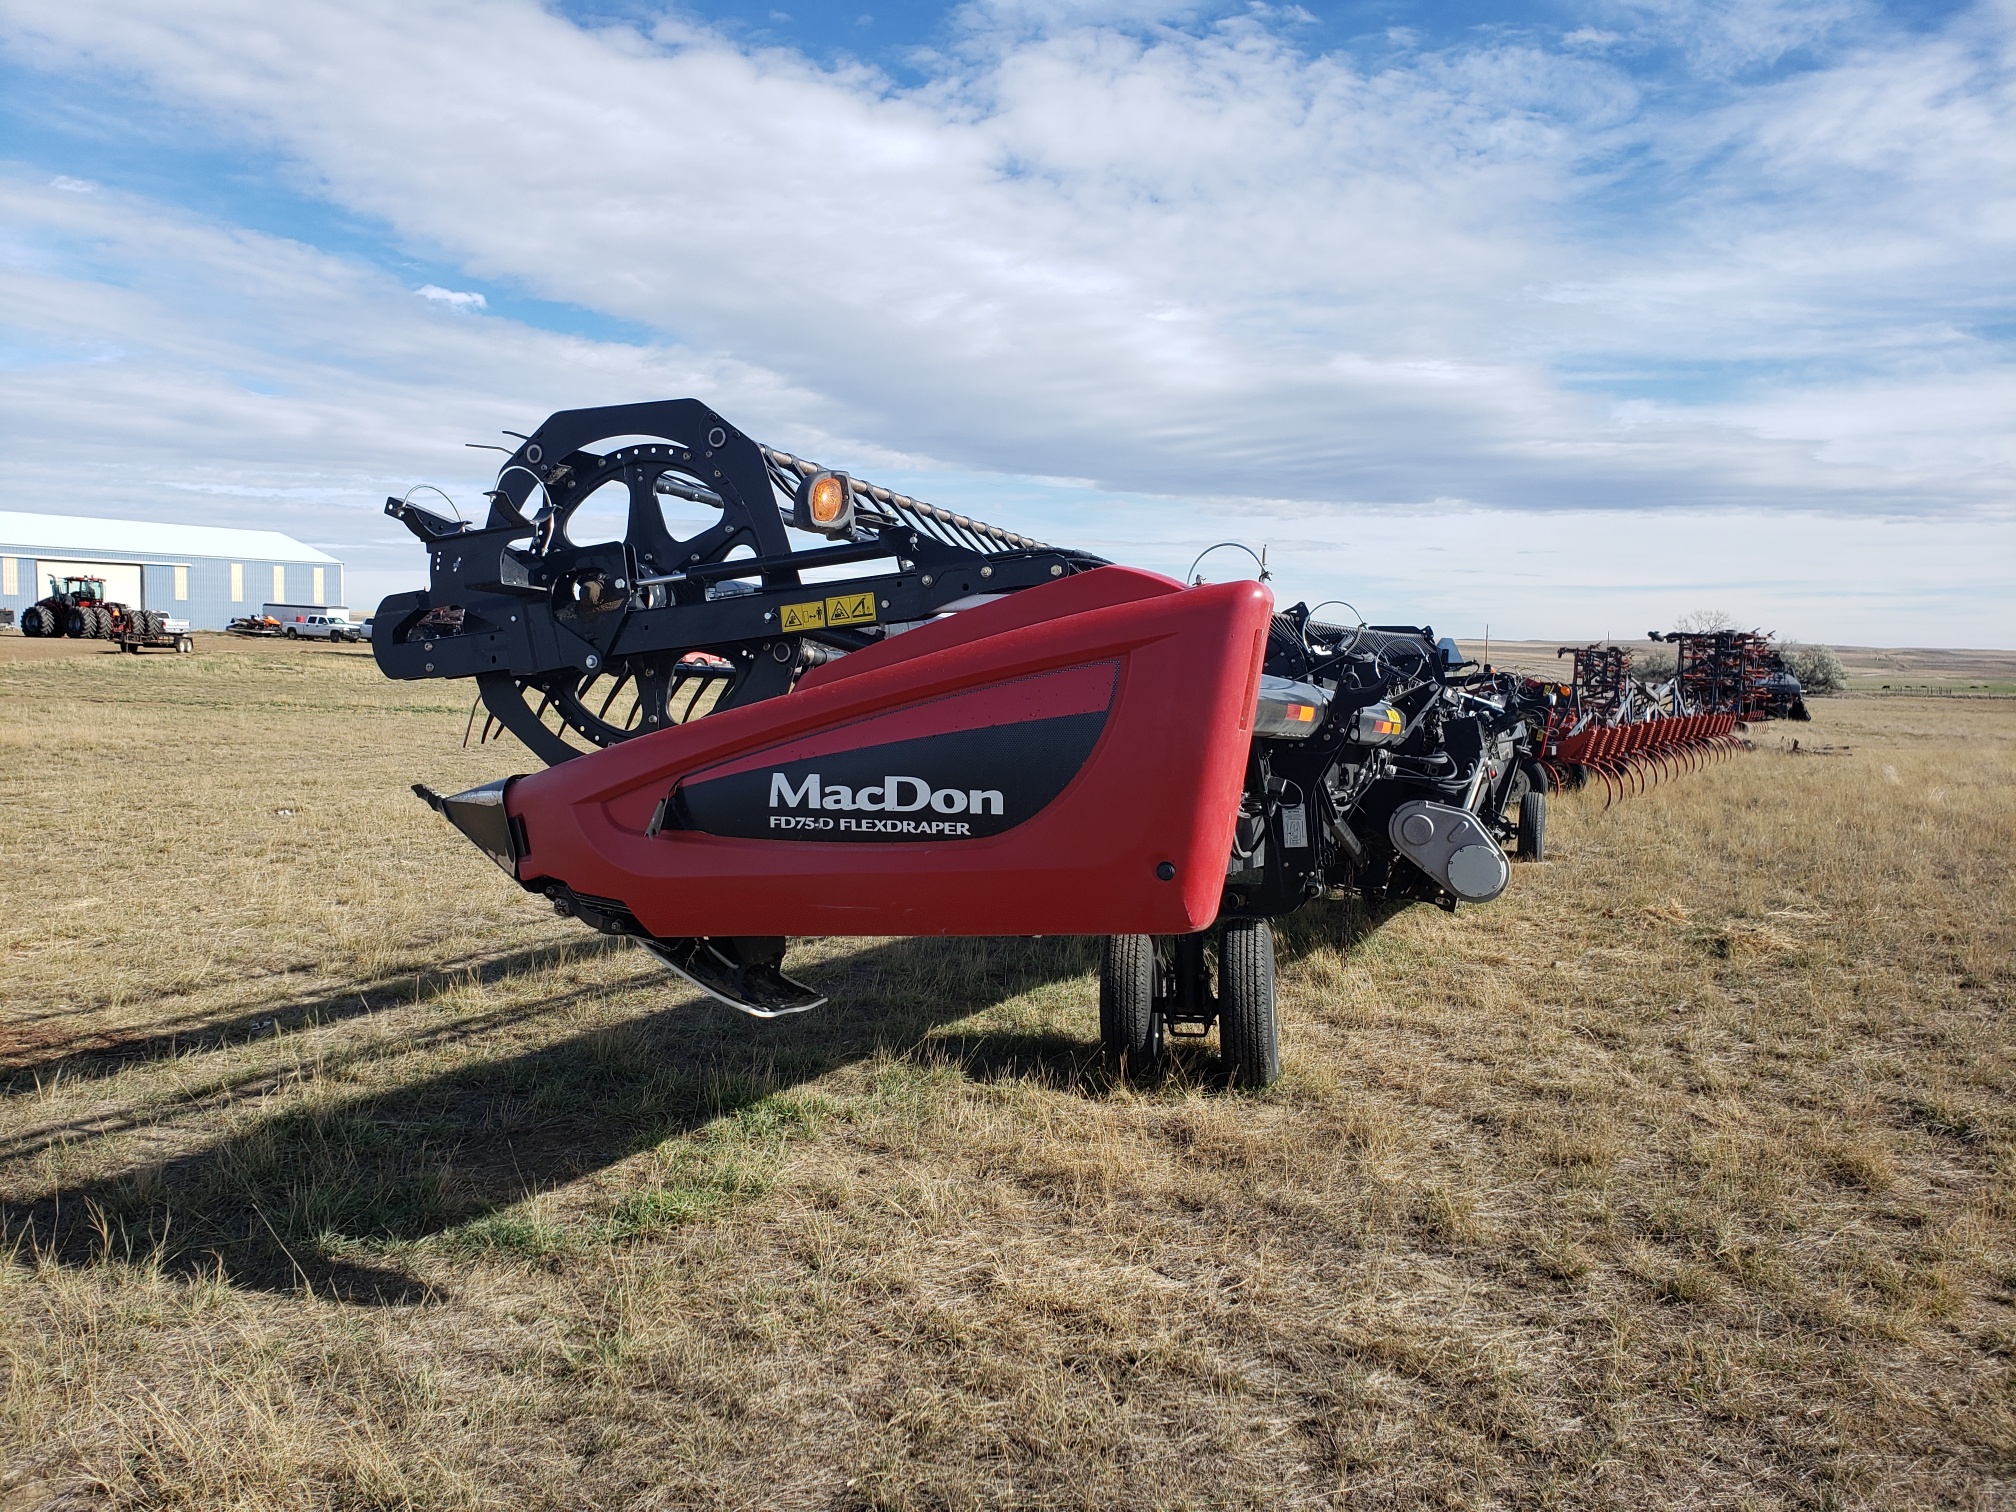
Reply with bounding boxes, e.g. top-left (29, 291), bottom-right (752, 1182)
top-left (1219, 918), bottom-right (1280, 1088)
top-left (64, 606), bottom-right (87, 637)
top-left (92, 607), bottom-right (113, 638)
top-left (284, 626), bottom-right (298, 638)
top-left (177, 637), bottom-right (193, 654)
top-left (1099, 934), bottom-right (1162, 1079)
top-left (1517, 789), bottom-right (1547, 861)
top-left (20, 605), bottom-right (45, 637)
